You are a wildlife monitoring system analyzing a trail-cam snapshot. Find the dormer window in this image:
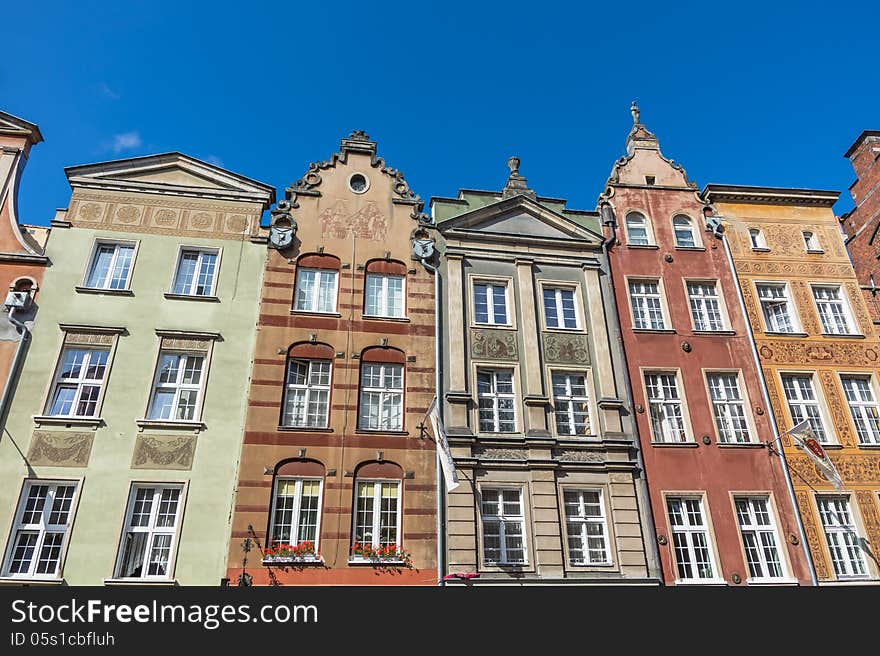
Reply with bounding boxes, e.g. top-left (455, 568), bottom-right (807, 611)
top-left (645, 176), bottom-right (656, 186)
